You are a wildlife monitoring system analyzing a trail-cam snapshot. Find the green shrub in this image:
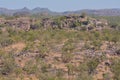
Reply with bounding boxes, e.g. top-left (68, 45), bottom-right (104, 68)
top-left (87, 58), bottom-right (99, 74)
top-left (0, 51), bottom-right (17, 75)
top-left (23, 61), bottom-right (38, 74)
top-left (0, 38), bottom-right (13, 47)
top-left (66, 63), bottom-right (75, 75)
top-left (76, 72), bottom-right (93, 80)
top-left (110, 59), bottom-right (120, 80)
top-left (62, 39), bottom-right (75, 63)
